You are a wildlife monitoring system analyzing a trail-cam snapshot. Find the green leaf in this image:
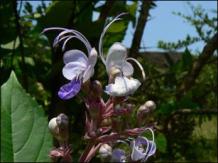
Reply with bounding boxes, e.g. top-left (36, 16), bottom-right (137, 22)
top-left (156, 133), bottom-right (167, 153)
top-left (37, 1), bottom-right (74, 29)
top-left (1, 71), bottom-right (52, 162)
top-left (1, 37), bottom-right (20, 50)
top-left (107, 21), bottom-right (126, 33)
